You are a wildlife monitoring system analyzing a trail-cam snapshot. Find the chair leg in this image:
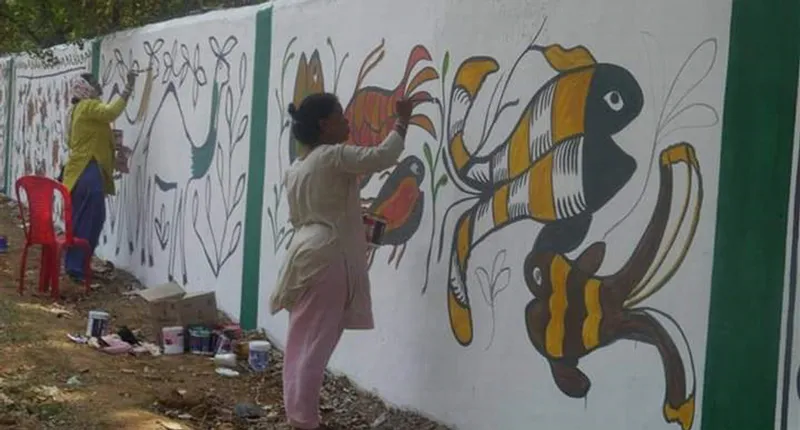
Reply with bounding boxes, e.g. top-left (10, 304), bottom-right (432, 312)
top-left (39, 246), bottom-right (51, 293)
top-left (50, 245), bottom-right (64, 300)
top-left (18, 245), bottom-right (29, 295)
top-left (51, 246), bottom-right (62, 299)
